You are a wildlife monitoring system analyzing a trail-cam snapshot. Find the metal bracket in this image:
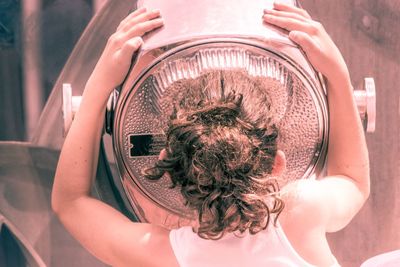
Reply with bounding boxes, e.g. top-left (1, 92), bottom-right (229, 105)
top-left (62, 83), bottom-right (118, 136)
top-left (62, 83), bottom-right (82, 136)
top-left (354, 77), bottom-right (376, 132)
